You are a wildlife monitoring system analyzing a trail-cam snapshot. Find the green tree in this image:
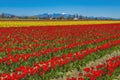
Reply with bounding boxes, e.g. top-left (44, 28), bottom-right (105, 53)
top-left (1, 12), bottom-right (5, 18)
top-left (79, 15), bottom-right (83, 20)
